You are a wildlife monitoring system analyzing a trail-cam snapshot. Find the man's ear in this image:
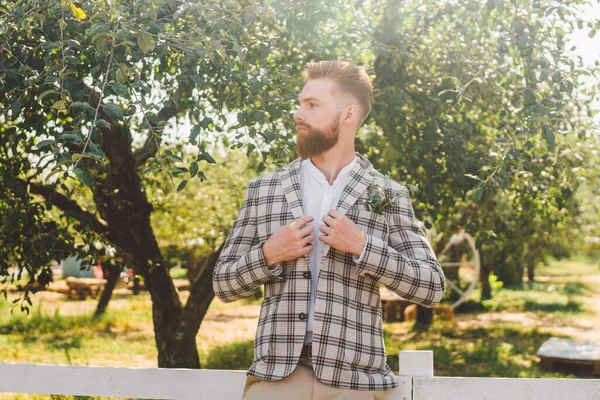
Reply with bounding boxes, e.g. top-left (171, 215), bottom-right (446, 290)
top-left (343, 104), bottom-right (358, 124)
